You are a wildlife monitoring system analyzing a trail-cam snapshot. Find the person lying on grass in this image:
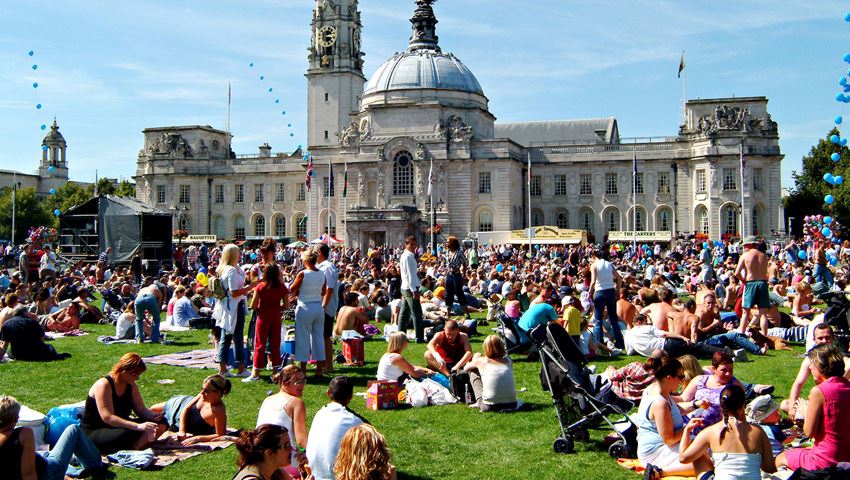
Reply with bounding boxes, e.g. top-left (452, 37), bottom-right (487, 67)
top-left (150, 374), bottom-right (231, 445)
